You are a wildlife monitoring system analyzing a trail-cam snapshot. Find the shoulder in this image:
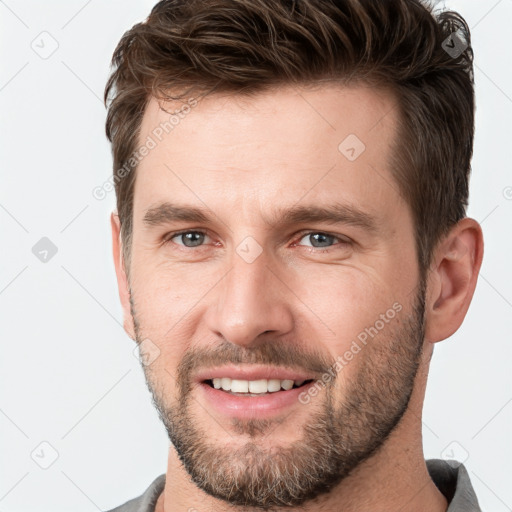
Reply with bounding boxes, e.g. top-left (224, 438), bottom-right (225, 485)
top-left (104, 474), bottom-right (166, 512)
top-left (426, 459), bottom-right (482, 512)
